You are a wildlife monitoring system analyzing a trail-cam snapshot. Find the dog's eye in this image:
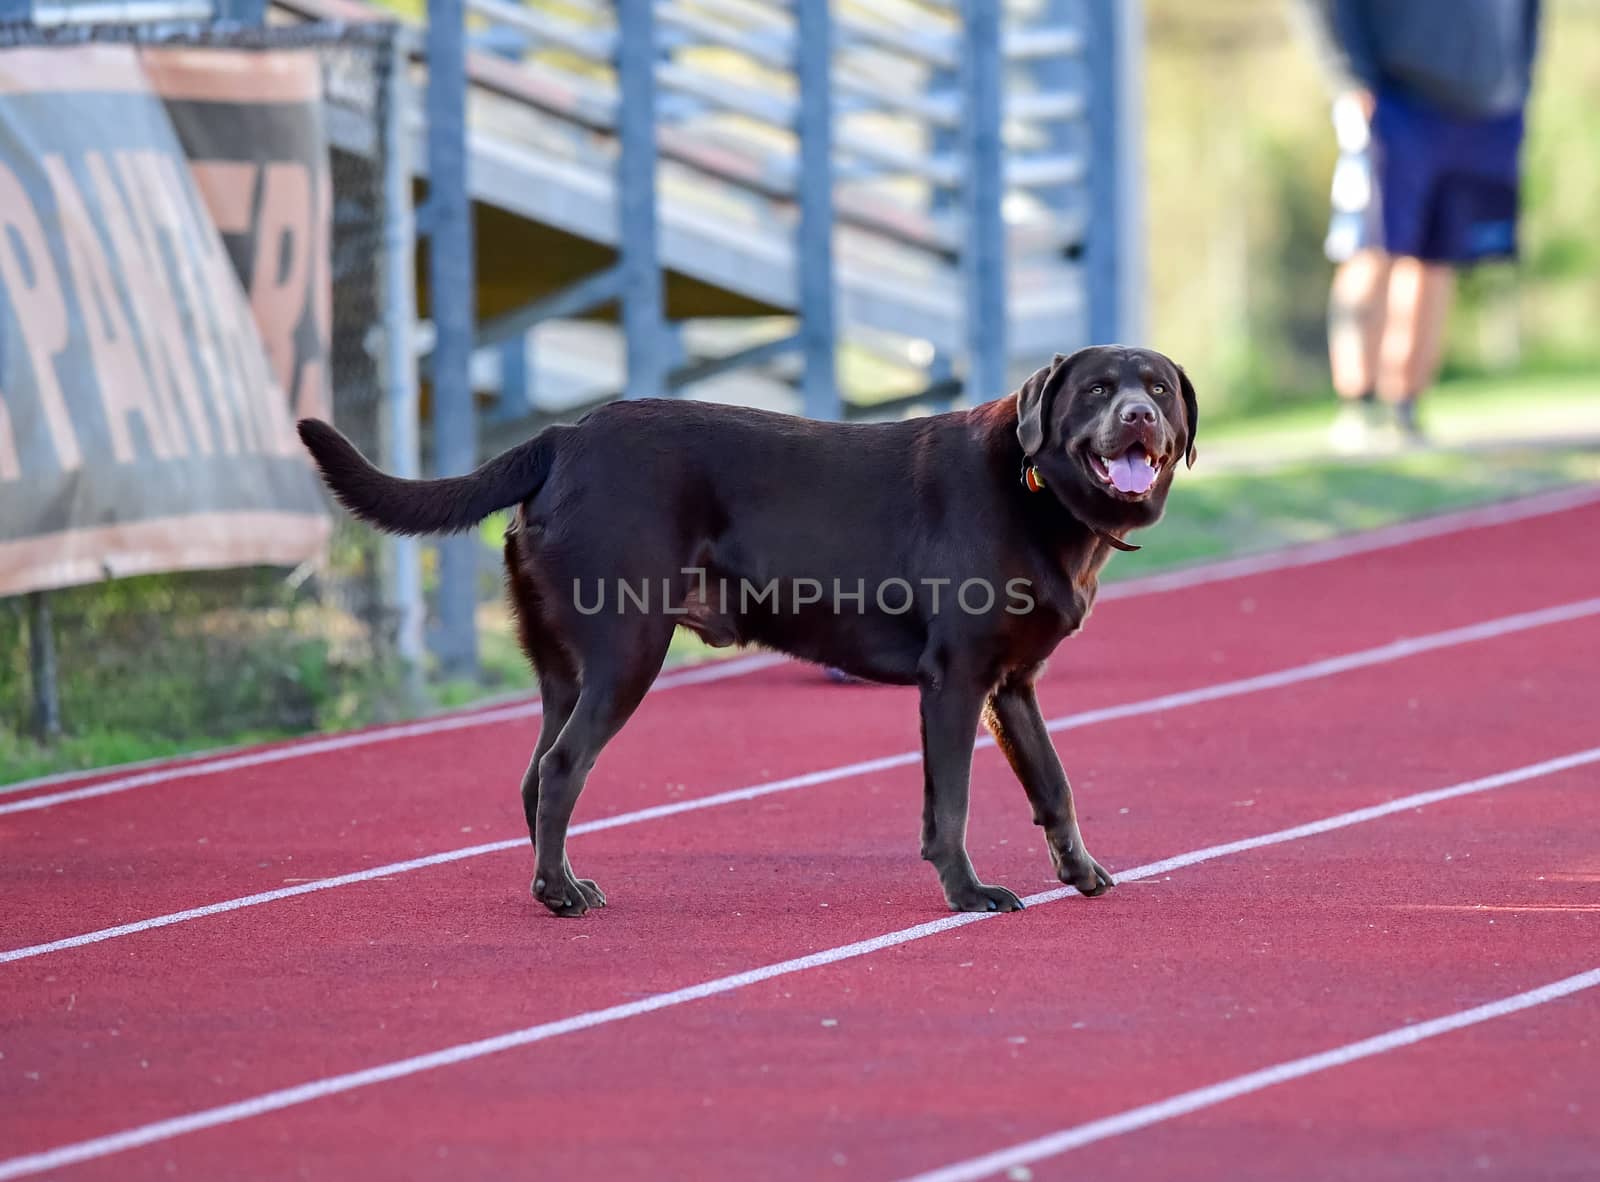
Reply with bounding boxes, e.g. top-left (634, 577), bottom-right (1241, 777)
top-left (1151, 383), bottom-right (1166, 395)
top-left (1089, 384), bottom-right (1107, 396)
